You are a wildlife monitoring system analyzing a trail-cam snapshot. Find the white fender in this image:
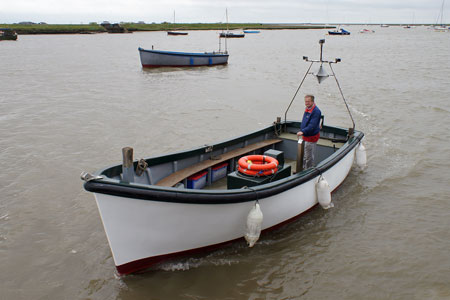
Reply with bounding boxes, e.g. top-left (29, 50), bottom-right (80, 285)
top-left (355, 142), bottom-right (367, 169)
top-left (244, 202), bottom-right (263, 247)
top-left (316, 176), bottom-right (334, 209)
